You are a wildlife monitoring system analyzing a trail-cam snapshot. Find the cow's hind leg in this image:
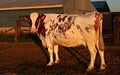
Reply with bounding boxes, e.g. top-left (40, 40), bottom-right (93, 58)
top-left (53, 45), bottom-right (60, 64)
top-left (96, 40), bottom-right (106, 70)
top-left (98, 49), bottom-right (106, 70)
top-left (86, 42), bottom-right (97, 71)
